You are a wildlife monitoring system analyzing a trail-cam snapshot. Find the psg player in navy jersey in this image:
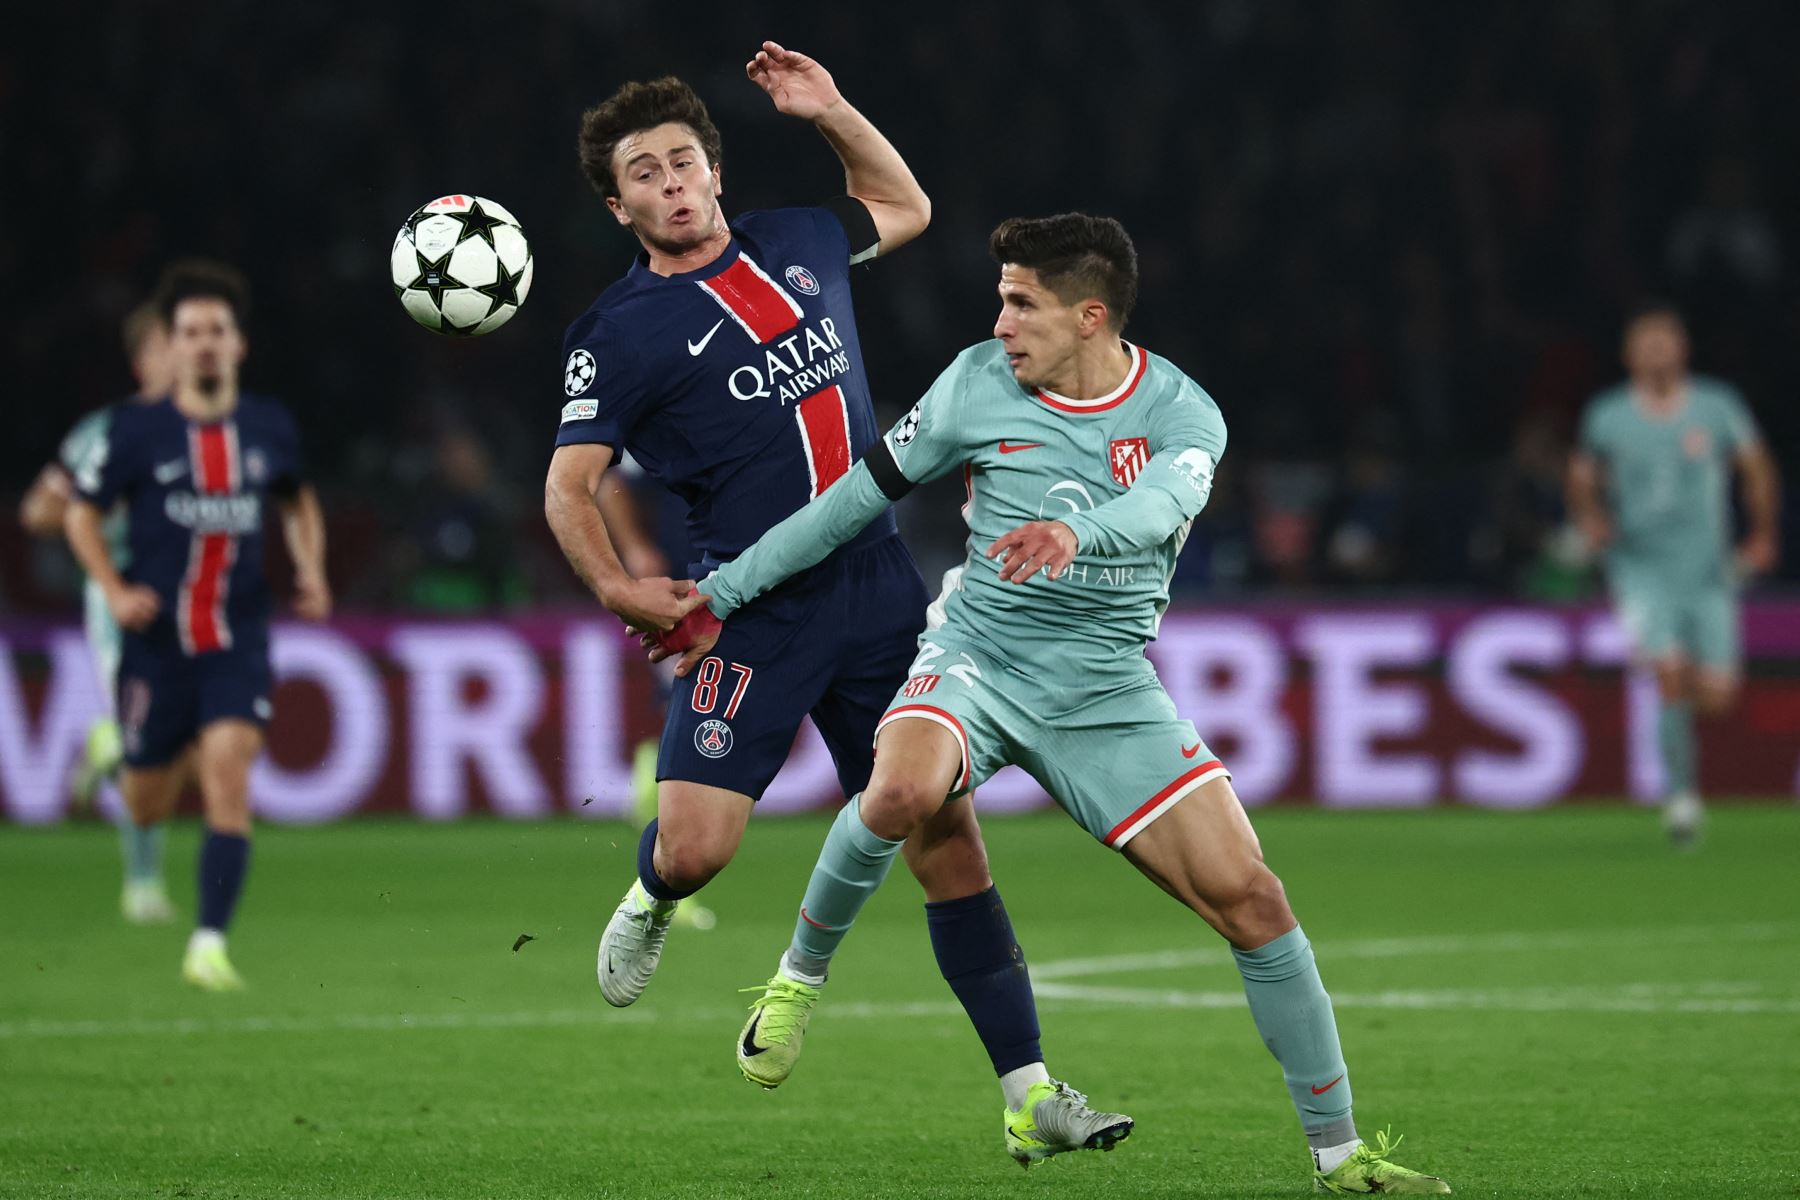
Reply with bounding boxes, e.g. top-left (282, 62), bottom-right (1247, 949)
top-left (65, 262), bottom-right (331, 991)
top-left (543, 48), bottom-right (1123, 1144)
